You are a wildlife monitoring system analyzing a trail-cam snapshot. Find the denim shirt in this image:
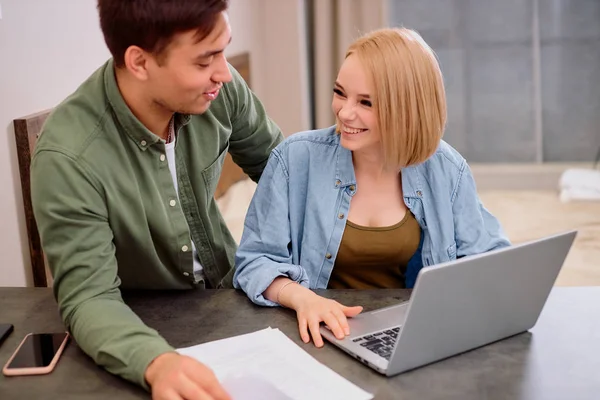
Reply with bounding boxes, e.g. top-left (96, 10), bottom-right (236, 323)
top-left (234, 127), bottom-right (510, 306)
